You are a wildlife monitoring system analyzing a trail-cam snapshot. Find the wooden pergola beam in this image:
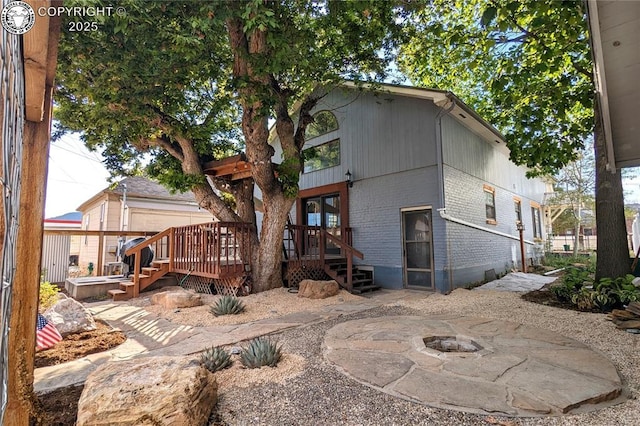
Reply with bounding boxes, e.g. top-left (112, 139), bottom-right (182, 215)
top-left (23, 1), bottom-right (50, 122)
